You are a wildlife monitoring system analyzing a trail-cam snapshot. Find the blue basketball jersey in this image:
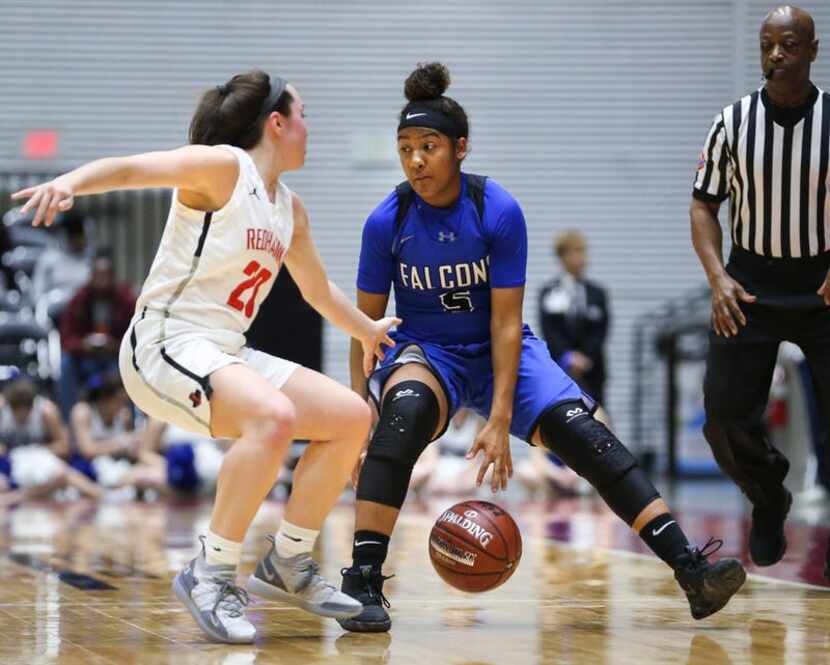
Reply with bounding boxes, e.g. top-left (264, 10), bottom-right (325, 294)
top-left (357, 174), bottom-right (527, 345)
